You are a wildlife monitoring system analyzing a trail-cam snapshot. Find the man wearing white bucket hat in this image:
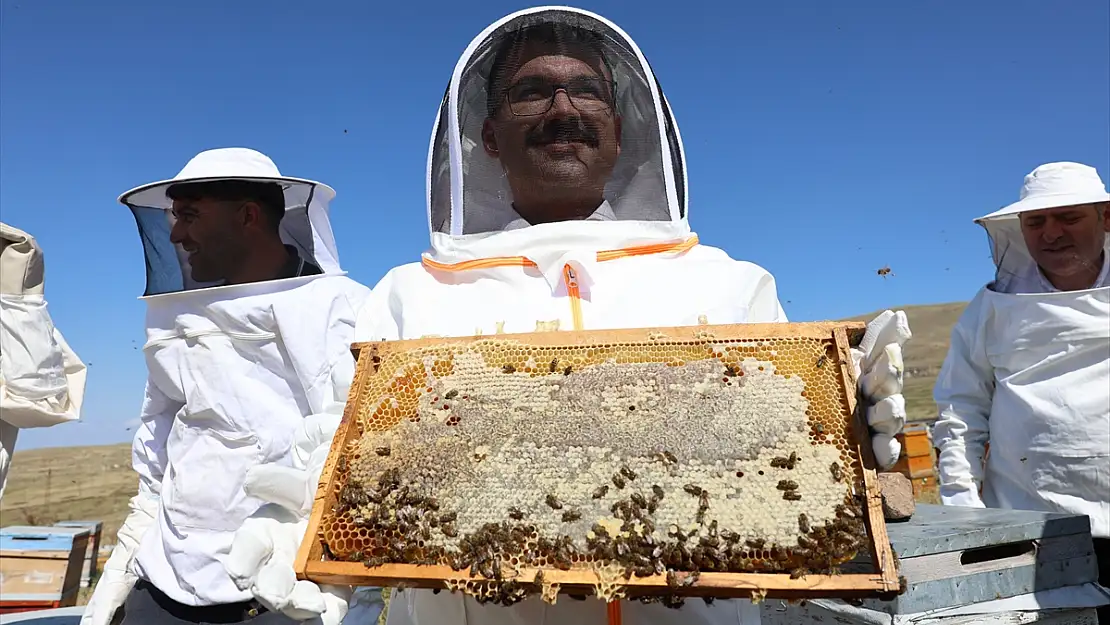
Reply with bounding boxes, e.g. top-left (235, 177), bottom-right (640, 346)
top-left (223, 8), bottom-right (914, 625)
top-left (0, 223), bottom-right (87, 499)
top-left (81, 148), bottom-right (372, 625)
top-left (932, 161), bottom-right (1110, 619)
